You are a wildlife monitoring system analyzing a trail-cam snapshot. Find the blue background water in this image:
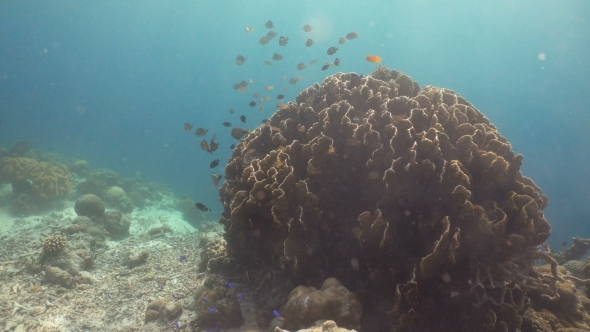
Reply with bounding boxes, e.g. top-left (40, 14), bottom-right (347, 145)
top-left (0, 0), bottom-right (588, 246)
